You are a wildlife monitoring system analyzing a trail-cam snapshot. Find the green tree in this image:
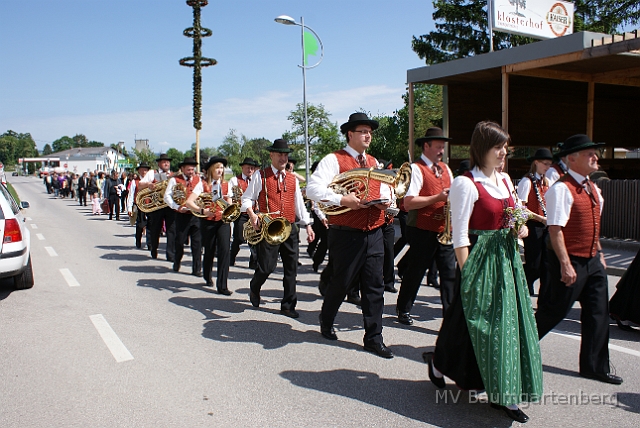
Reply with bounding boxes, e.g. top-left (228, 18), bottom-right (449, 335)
top-left (165, 148), bottom-right (185, 172)
top-left (132, 148), bottom-right (156, 169)
top-left (218, 129), bottom-right (244, 174)
top-left (51, 136), bottom-right (74, 152)
top-left (184, 142), bottom-right (217, 164)
top-left (241, 137), bottom-right (272, 170)
top-left (0, 130), bottom-right (38, 167)
top-left (42, 144), bottom-right (53, 155)
top-left (72, 134), bottom-right (89, 147)
top-left (282, 103), bottom-right (342, 165)
top-left (413, 0), bottom-right (640, 65)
